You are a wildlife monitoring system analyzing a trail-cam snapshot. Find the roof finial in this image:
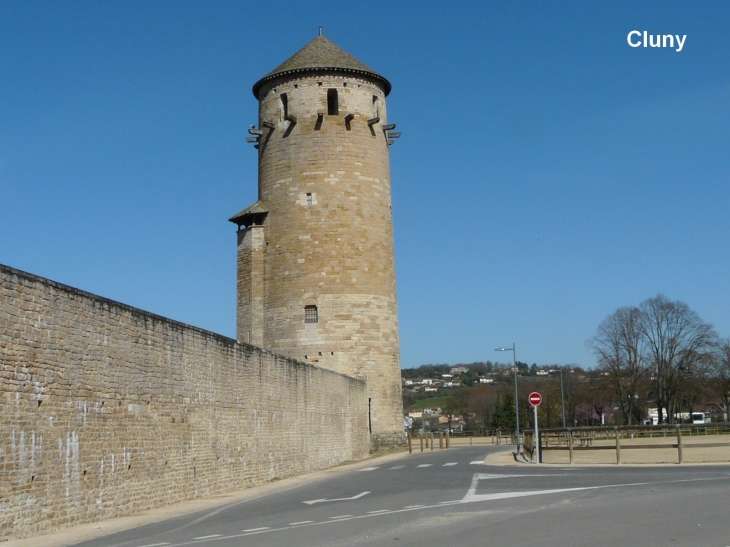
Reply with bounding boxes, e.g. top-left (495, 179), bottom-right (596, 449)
top-left (319, 26), bottom-right (322, 36)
